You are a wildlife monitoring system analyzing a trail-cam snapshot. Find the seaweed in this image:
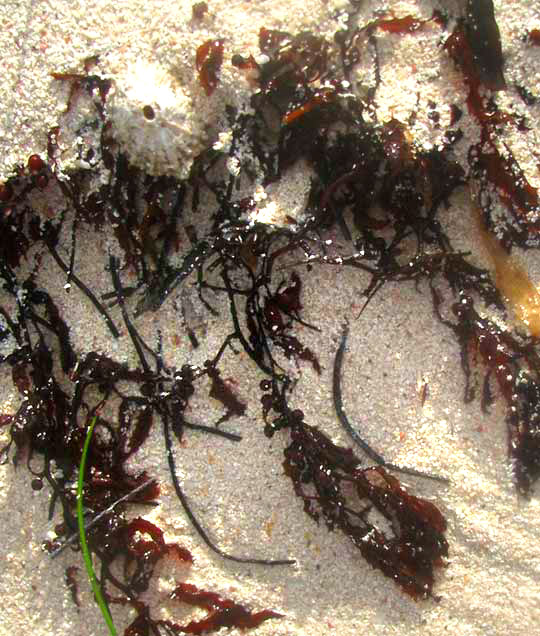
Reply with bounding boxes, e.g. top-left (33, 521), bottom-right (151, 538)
top-left (65, 565), bottom-right (81, 609)
top-left (207, 365), bottom-right (246, 425)
top-left (50, 66), bottom-right (111, 116)
top-left (43, 225), bottom-right (120, 338)
top-left (464, 0), bottom-right (506, 91)
top-left (122, 583), bottom-right (281, 635)
top-left (168, 583), bottom-right (283, 634)
top-left (263, 403), bottom-right (448, 599)
top-left (439, 295), bottom-right (540, 495)
top-left (2, 5), bottom-right (540, 632)
top-left (445, 8), bottom-right (540, 246)
top-left (529, 29), bottom-right (540, 46)
top-left (333, 323), bottom-right (448, 484)
top-left (0, 278), bottom-right (285, 631)
top-left (196, 39), bottom-right (225, 96)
